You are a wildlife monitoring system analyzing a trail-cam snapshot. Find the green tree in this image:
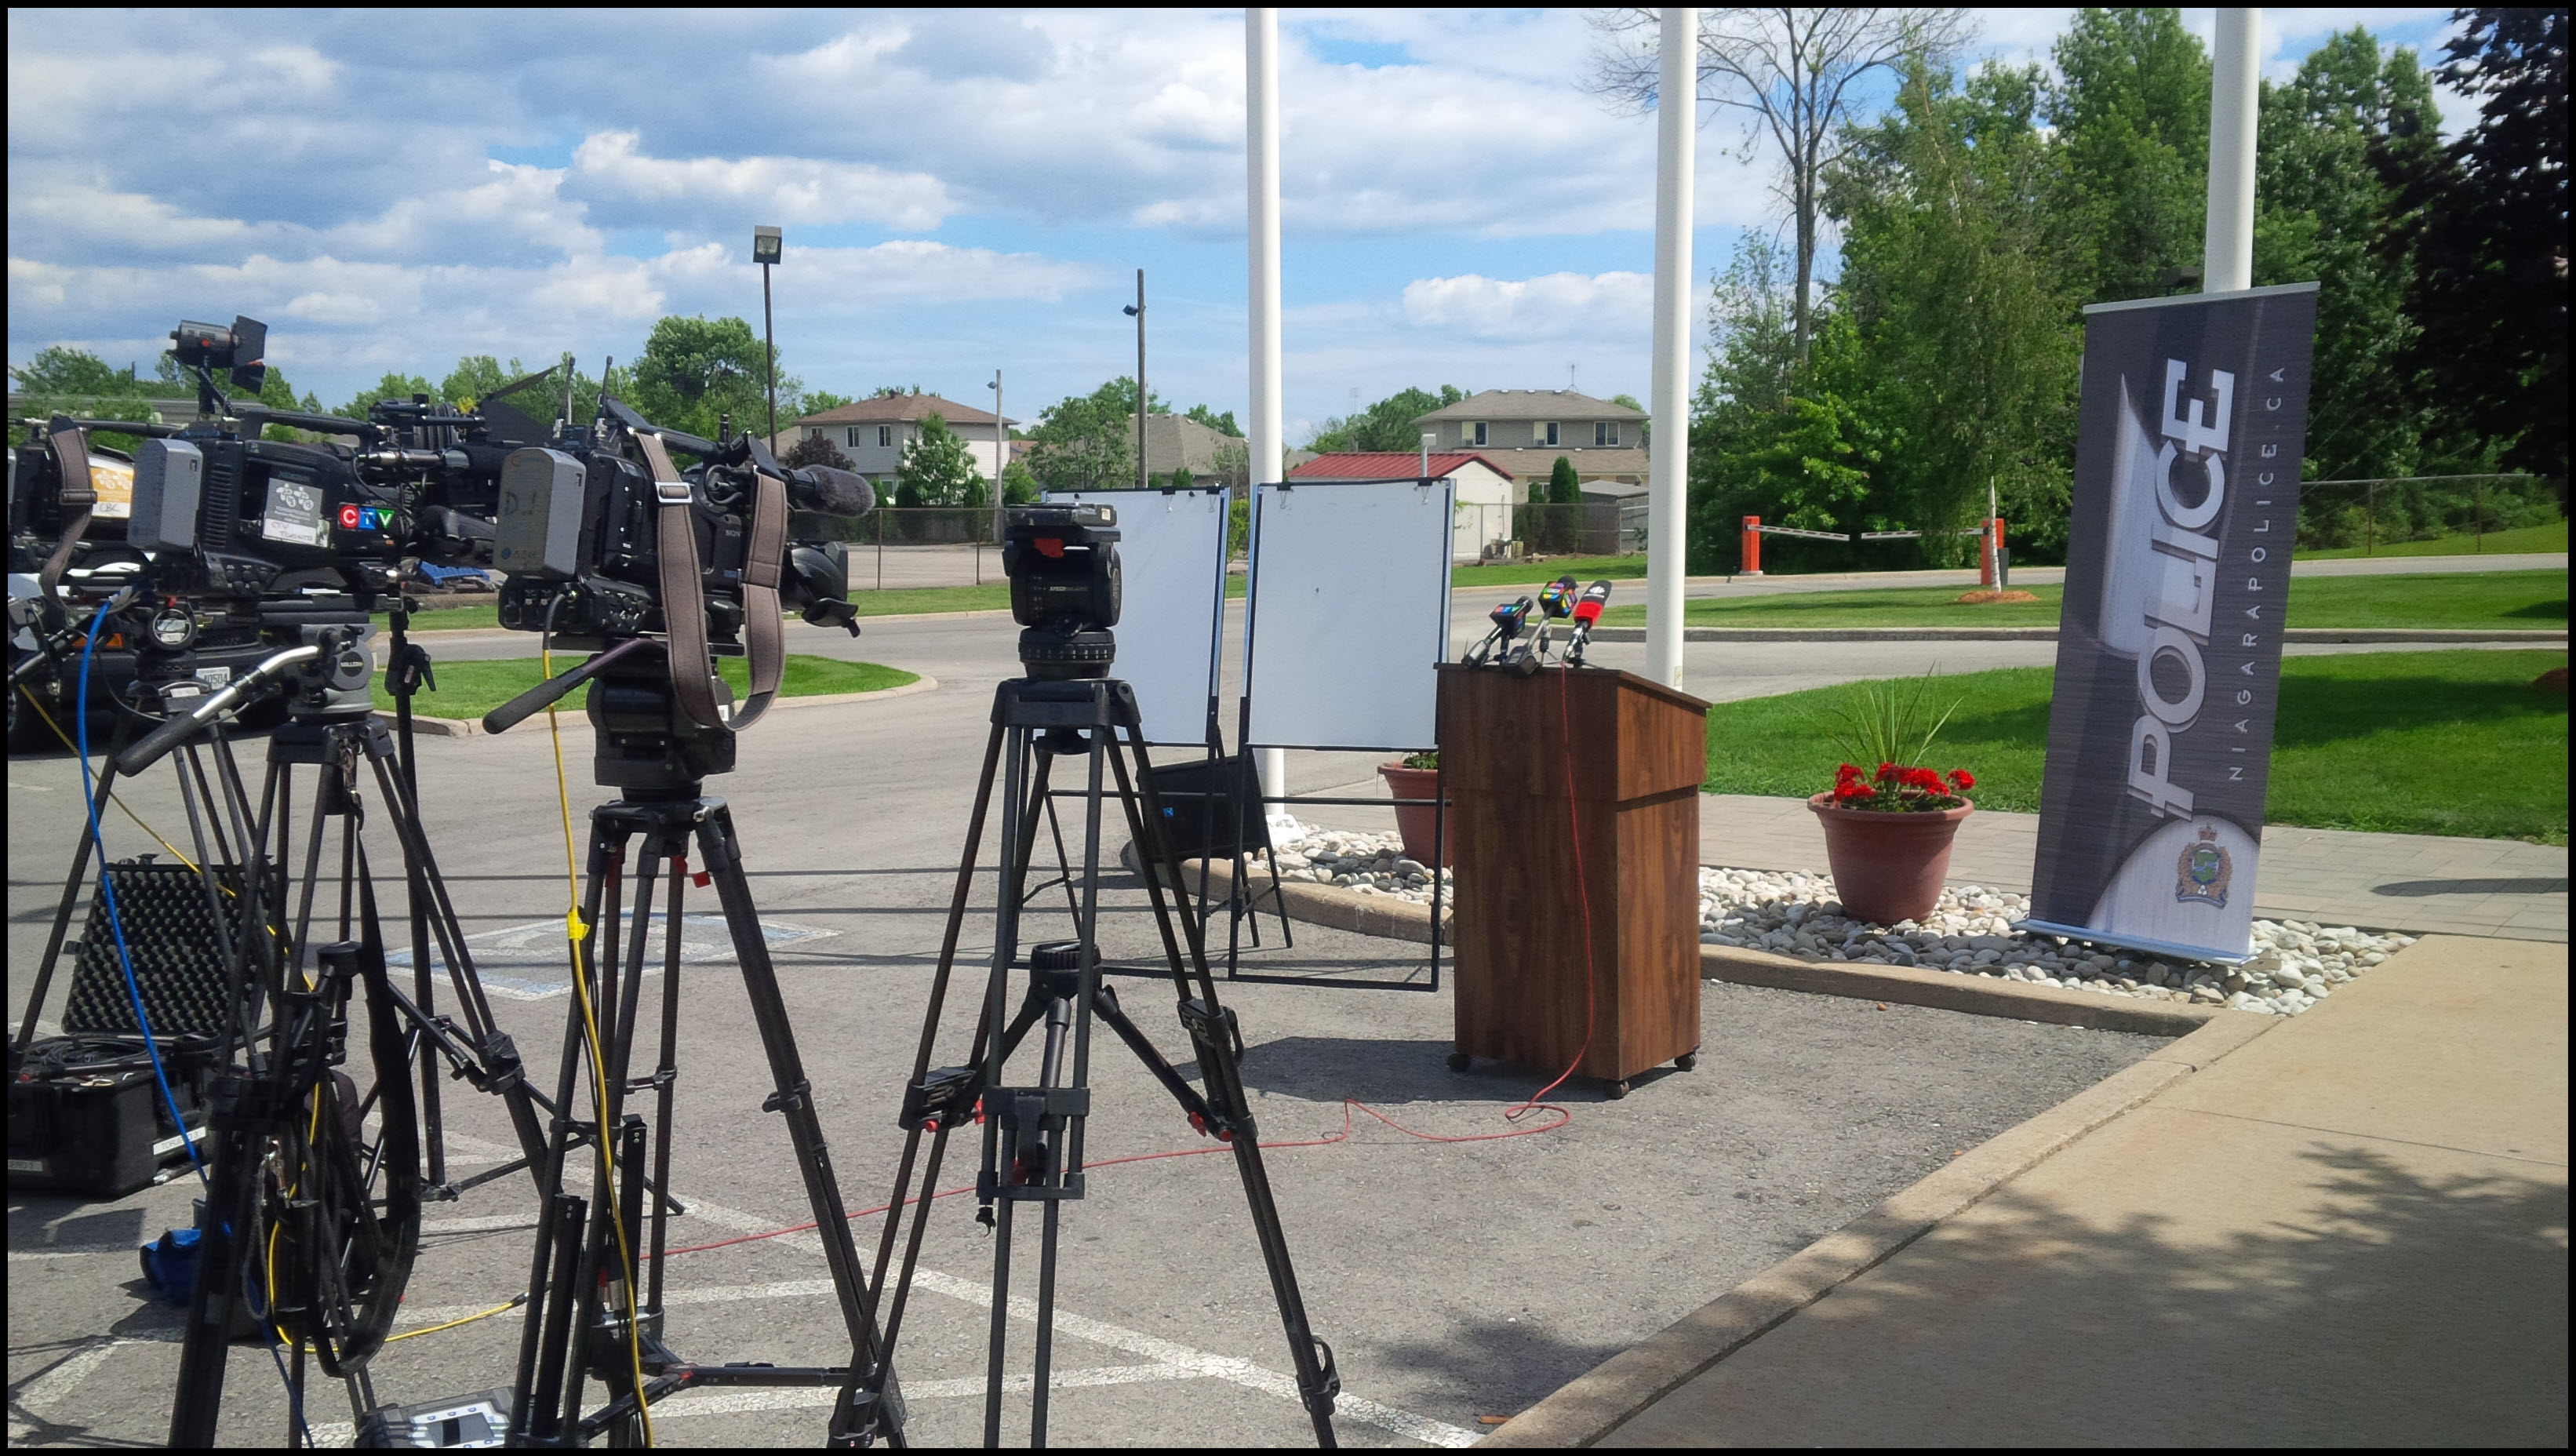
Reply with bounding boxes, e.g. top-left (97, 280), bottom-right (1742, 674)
top-left (1305, 385), bottom-right (1466, 452)
top-left (2387, 7), bottom-right (2567, 482)
top-left (999, 459), bottom-right (1042, 504)
top-left (2047, 8), bottom-right (2211, 303)
top-left (2253, 29), bottom-right (2448, 481)
top-left (802, 390), bottom-right (854, 417)
top-left (1833, 62), bottom-right (2079, 554)
top-left (6, 347), bottom-right (166, 450)
top-left (1184, 403), bottom-right (1240, 436)
top-left (893, 413), bottom-right (985, 508)
top-left (630, 315), bottom-right (800, 440)
top-left (340, 372), bottom-right (438, 419)
top-left (1029, 377), bottom-right (1162, 491)
top-left (1548, 454), bottom-right (1581, 504)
